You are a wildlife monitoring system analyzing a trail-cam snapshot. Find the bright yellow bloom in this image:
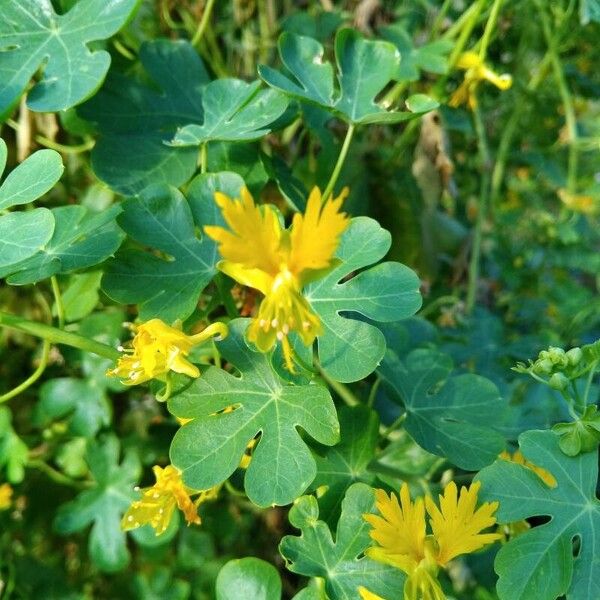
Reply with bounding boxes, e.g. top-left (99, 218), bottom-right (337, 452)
top-left (0, 483), bottom-right (13, 510)
top-left (121, 465), bottom-right (219, 536)
top-left (358, 587), bottom-right (386, 600)
top-left (449, 51), bottom-right (512, 109)
top-left (205, 187), bottom-right (349, 371)
top-left (365, 482), bottom-right (501, 600)
top-left (107, 319), bottom-right (228, 385)
top-left (499, 450), bottom-right (557, 488)
top-left (557, 189), bottom-right (597, 215)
